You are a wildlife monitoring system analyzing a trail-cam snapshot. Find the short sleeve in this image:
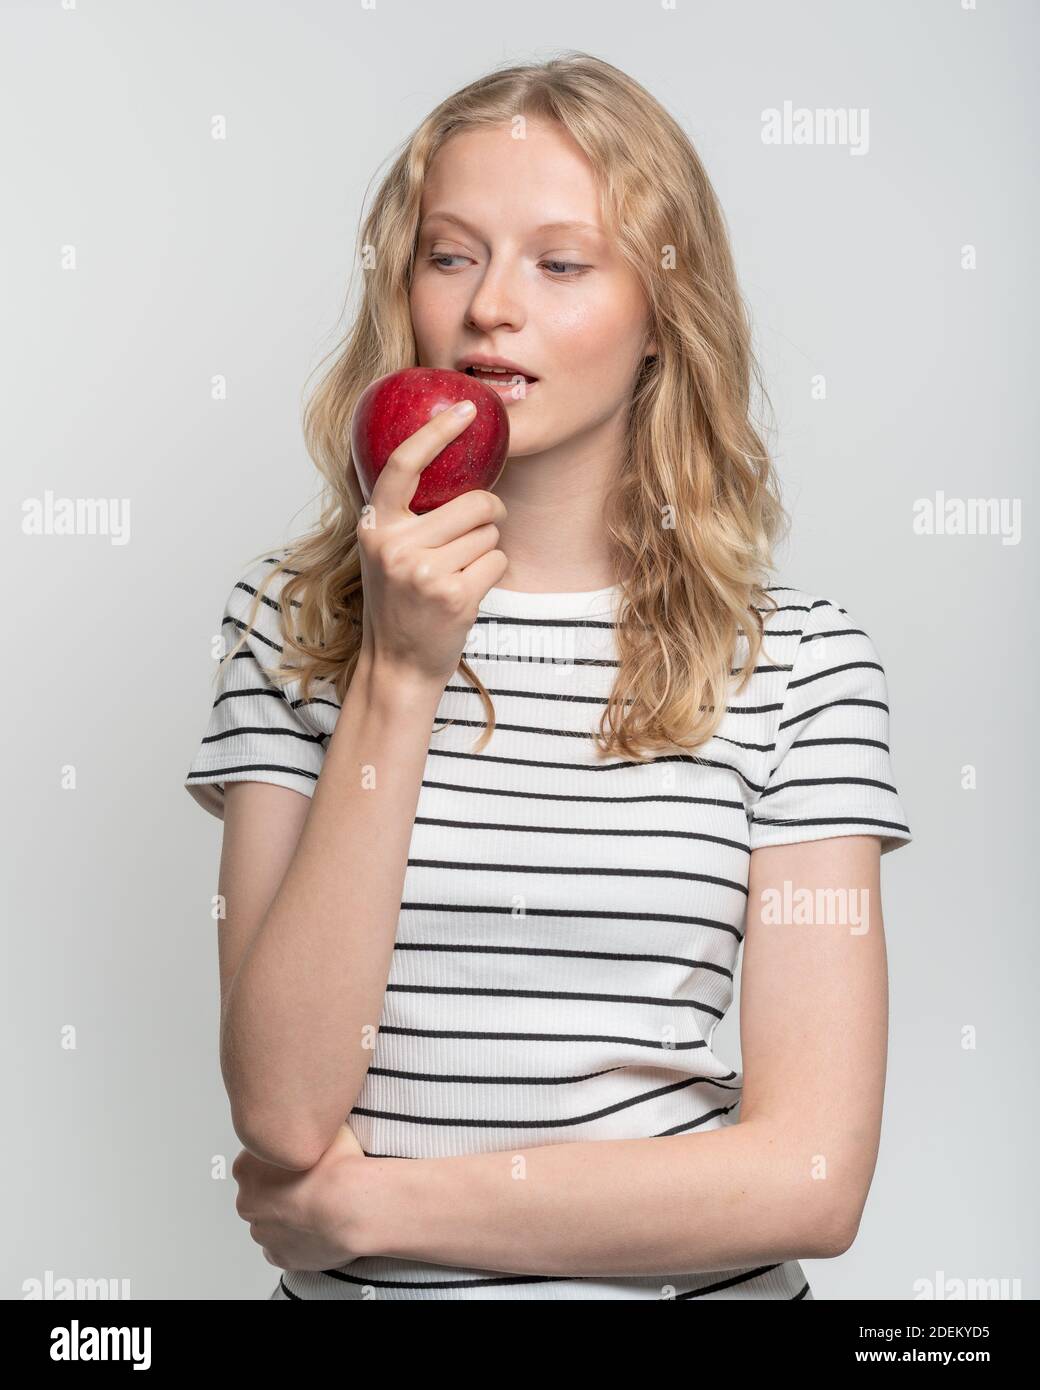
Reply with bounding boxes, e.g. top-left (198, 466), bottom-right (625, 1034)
top-left (748, 597), bottom-right (913, 855)
top-left (183, 562), bottom-right (329, 821)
